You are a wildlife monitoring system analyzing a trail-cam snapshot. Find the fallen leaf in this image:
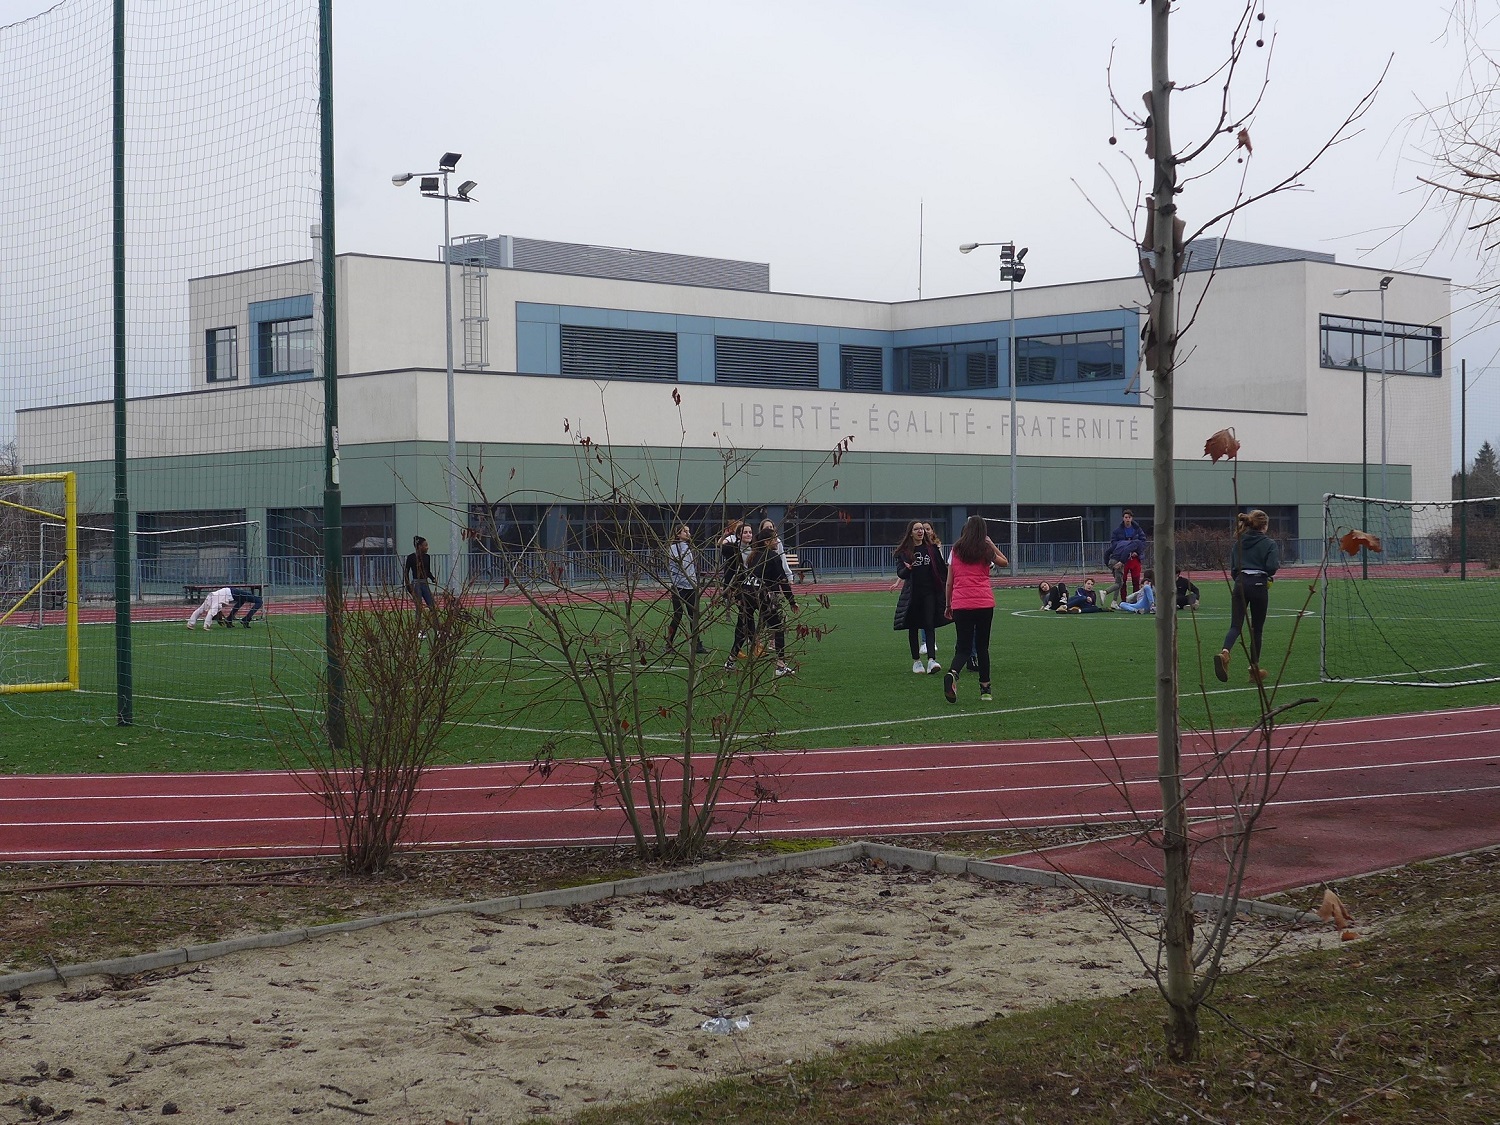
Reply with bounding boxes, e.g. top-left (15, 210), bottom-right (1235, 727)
top-left (1317, 888), bottom-right (1354, 930)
